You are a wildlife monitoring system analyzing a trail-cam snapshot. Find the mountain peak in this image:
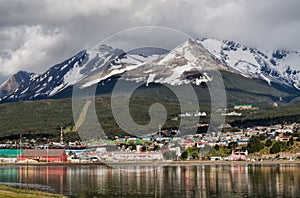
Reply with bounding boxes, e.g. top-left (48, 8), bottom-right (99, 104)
top-left (157, 39), bottom-right (224, 70)
top-left (0, 70), bottom-right (35, 99)
top-left (91, 44), bottom-right (124, 58)
top-left (13, 70), bottom-right (36, 81)
top-left (177, 38), bottom-right (202, 49)
top-left (119, 39), bottom-right (226, 86)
